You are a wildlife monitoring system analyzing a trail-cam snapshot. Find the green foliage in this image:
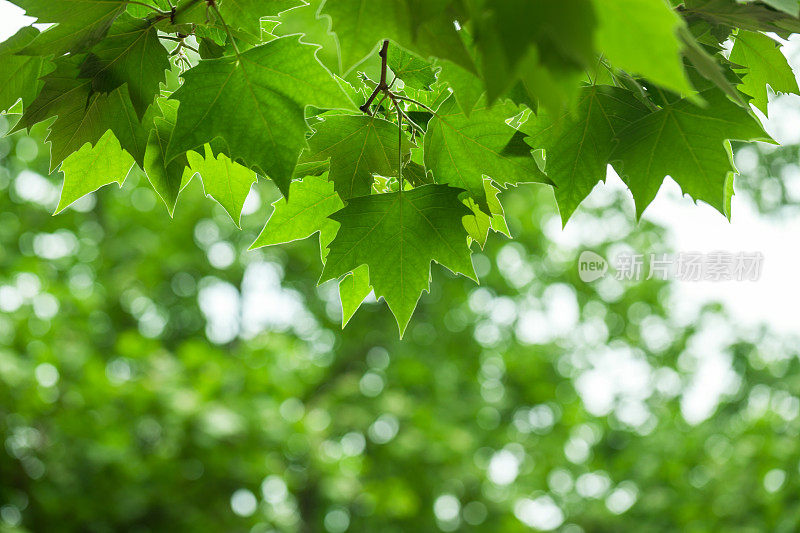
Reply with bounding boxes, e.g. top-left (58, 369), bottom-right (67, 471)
top-left (2, 0), bottom-right (799, 331)
top-left (2, 124), bottom-right (800, 531)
